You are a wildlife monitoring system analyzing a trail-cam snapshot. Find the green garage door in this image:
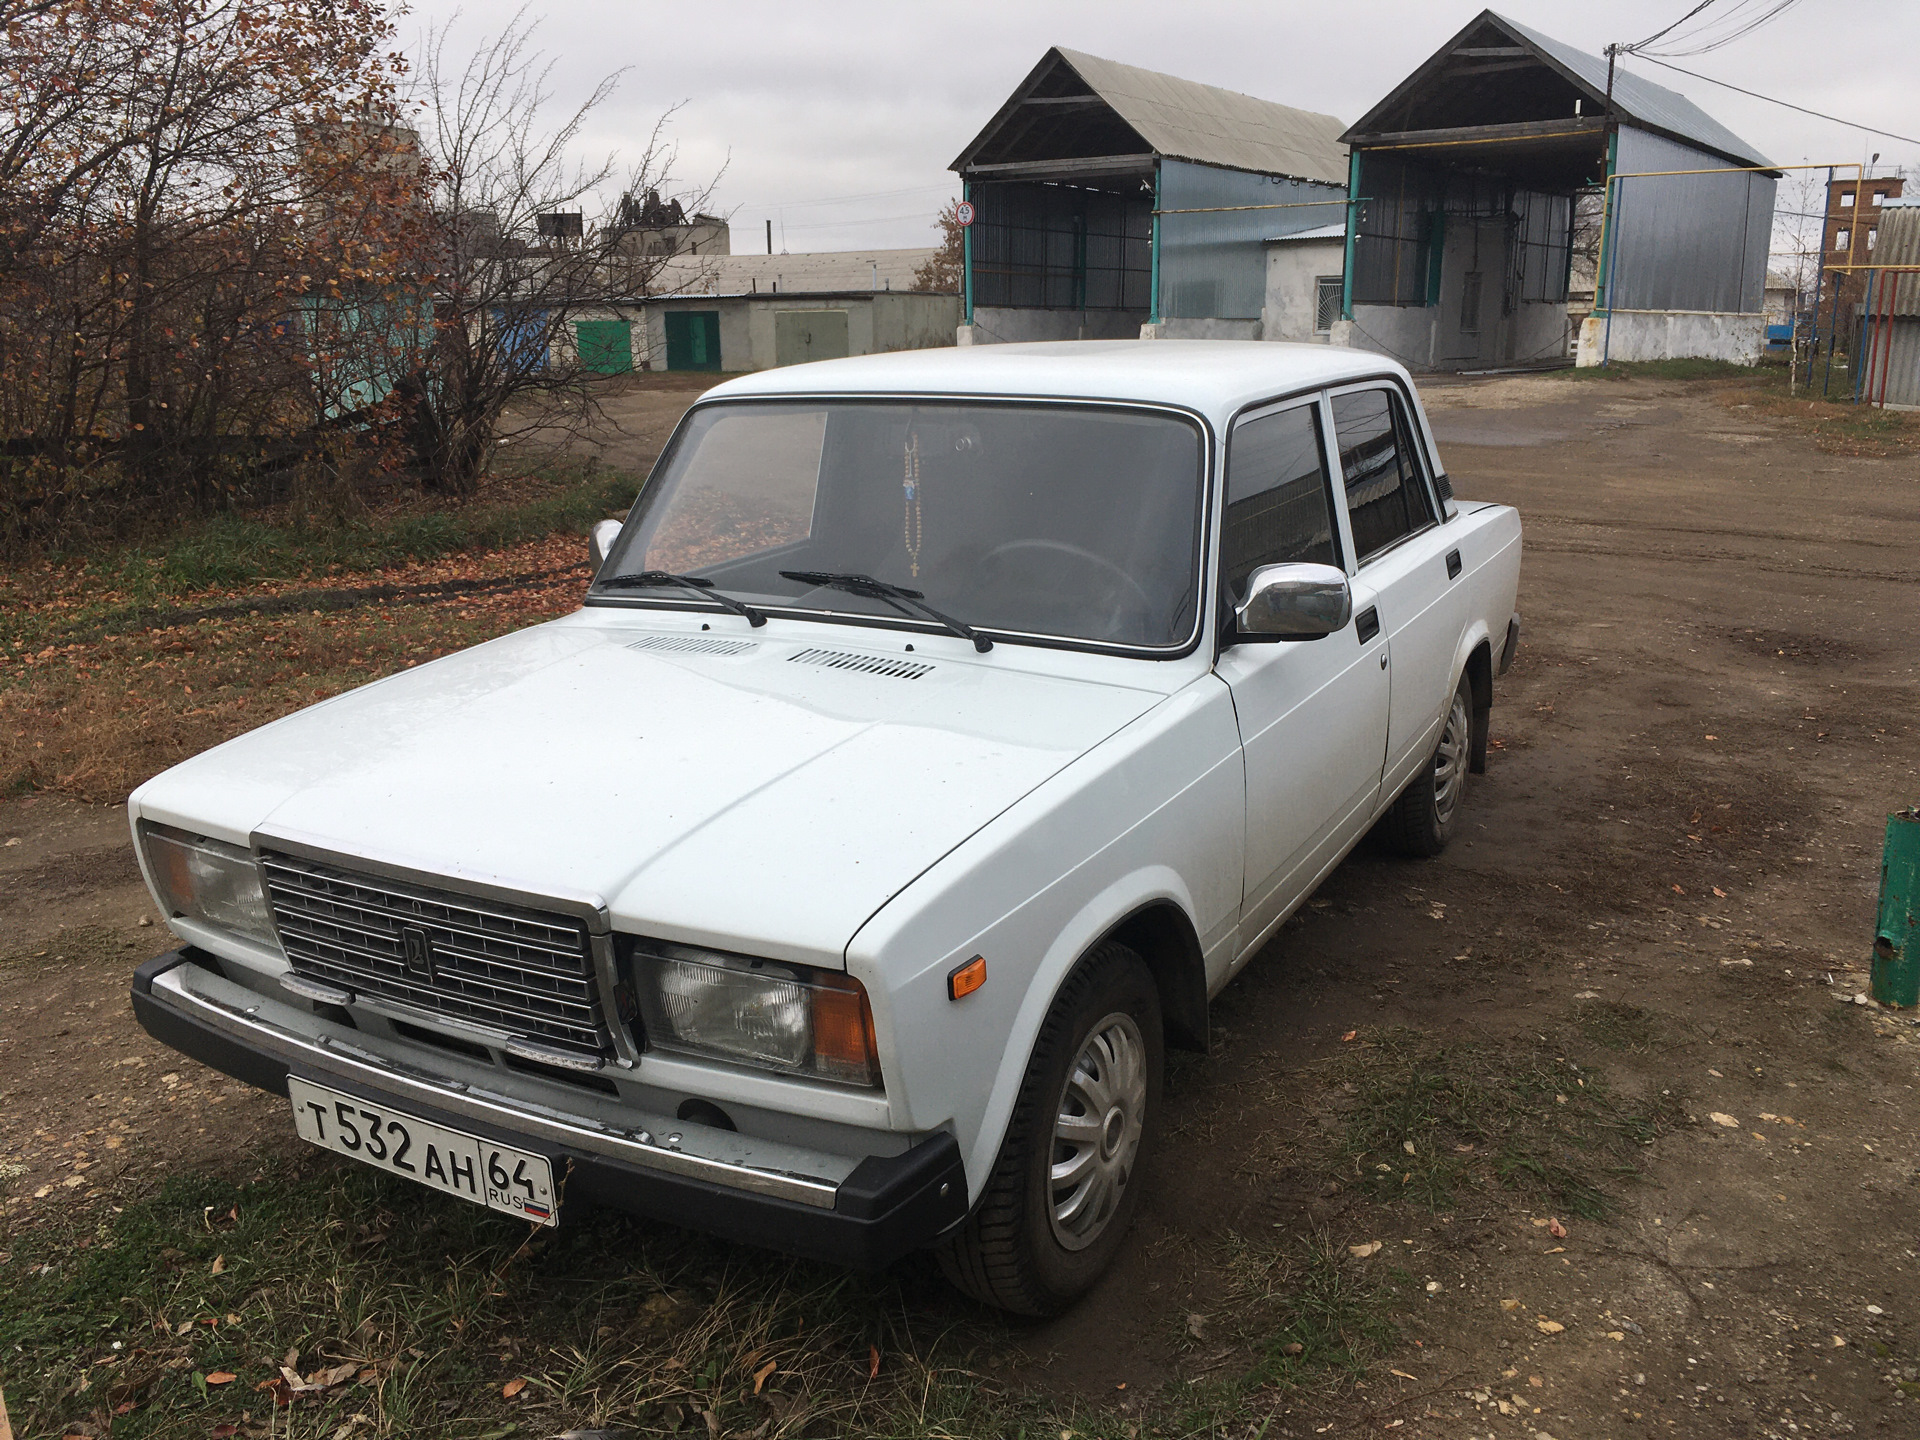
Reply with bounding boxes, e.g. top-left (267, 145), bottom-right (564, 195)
top-left (664, 310), bottom-right (721, 371)
top-left (774, 310), bottom-right (850, 367)
top-left (575, 319), bottom-right (633, 374)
